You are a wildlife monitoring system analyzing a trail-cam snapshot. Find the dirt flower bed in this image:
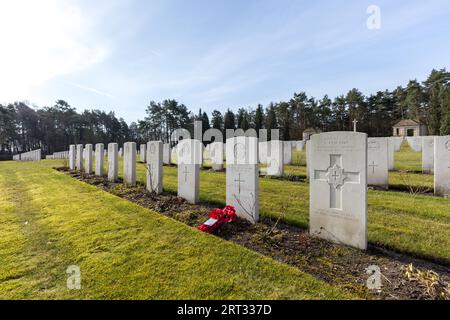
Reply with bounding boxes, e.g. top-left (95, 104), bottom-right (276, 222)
top-left (57, 167), bottom-right (450, 300)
